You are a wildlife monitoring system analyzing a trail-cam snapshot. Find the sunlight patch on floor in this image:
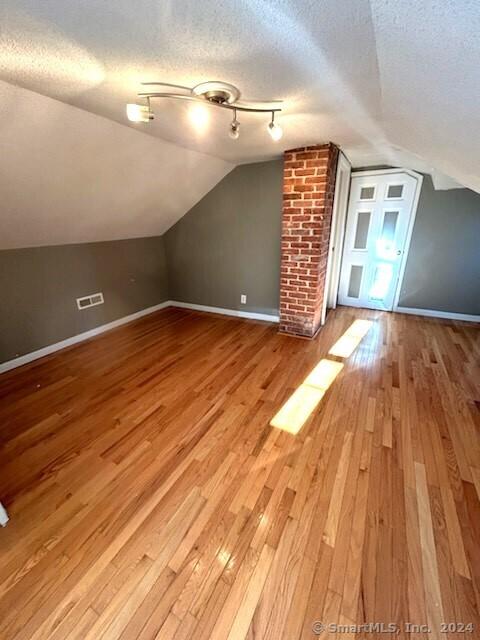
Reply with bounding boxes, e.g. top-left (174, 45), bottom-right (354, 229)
top-left (271, 318), bottom-right (374, 434)
top-left (304, 358), bottom-right (345, 390)
top-left (328, 319), bottom-right (373, 358)
top-left (270, 359), bottom-right (343, 434)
